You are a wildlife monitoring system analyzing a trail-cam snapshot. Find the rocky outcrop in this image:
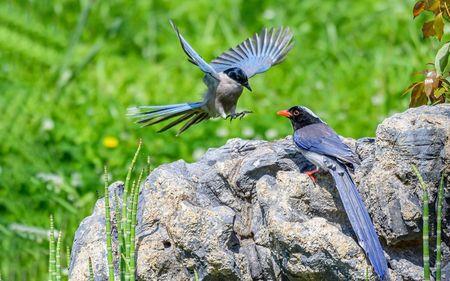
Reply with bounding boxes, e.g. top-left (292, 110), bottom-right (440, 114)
top-left (69, 105), bottom-right (450, 281)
